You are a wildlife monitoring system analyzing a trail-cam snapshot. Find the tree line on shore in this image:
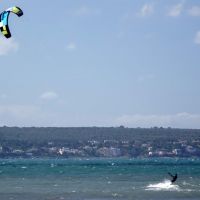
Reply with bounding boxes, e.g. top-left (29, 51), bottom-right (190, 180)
top-left (0, 126), bottom-right (200, 158)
